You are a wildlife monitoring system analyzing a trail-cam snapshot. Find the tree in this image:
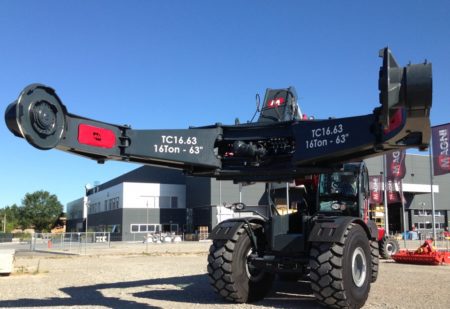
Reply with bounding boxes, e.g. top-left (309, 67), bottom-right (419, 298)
top-left (0, 204), bottom-right (23, 233)
top-left (22, 191), bottom-right (63, 232)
